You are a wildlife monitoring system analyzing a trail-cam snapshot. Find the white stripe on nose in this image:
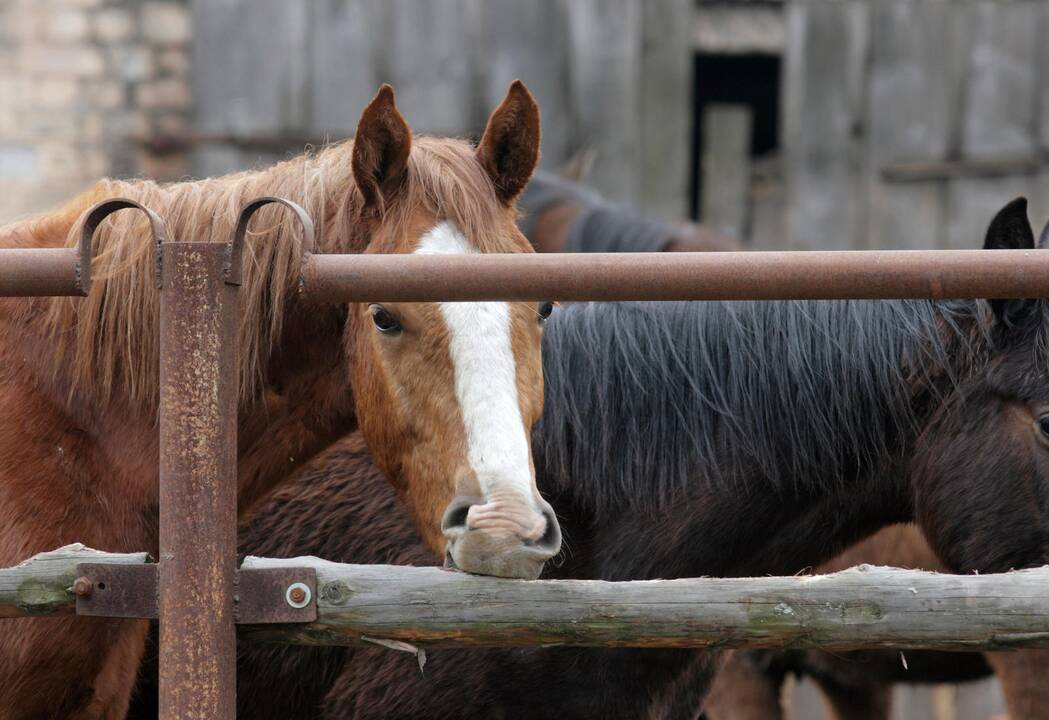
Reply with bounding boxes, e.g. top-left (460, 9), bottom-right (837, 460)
top-left (415, 222), bottom-right (534, 500)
